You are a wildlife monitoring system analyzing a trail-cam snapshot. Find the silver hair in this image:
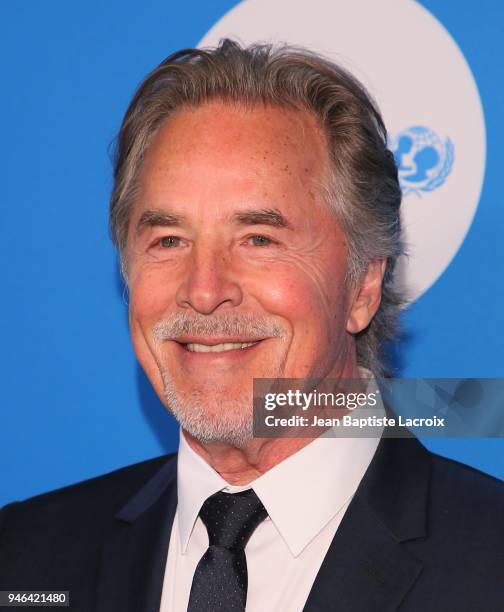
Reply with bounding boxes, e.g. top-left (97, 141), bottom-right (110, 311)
top-left (153, 312), bottom-right (288, 446)
top-left (109, 39), bottom-right (404, 375)
top-left (160, 369), bottom-right (255, 447)
top-left (151, 312), bottom-right (287, 345)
